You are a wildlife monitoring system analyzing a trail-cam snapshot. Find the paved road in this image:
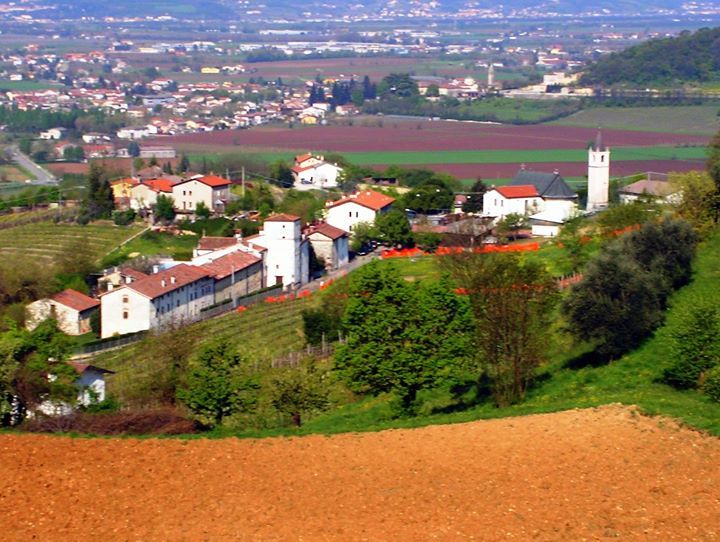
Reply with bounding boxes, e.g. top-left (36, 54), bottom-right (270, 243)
top-left (5, 145), bottom-right (57, 184)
